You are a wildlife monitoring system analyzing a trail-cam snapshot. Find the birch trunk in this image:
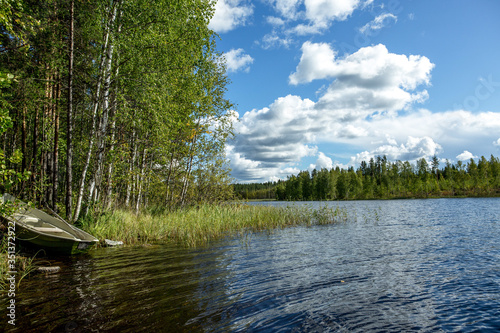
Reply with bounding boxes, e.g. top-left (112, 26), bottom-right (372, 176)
top-left (21, 104), bottom-right (27, 173)
top-left (180, 135), bottom-right (198, 206)
top-left (105, 41), bottom-right (121, 210)
top-left (105, 106), bottom-right (117, 210)
top-left (52, 76), bottom-right (61, 209)
top-left (88, 0), bottom-right (121, 210)
top-left (73, 1), bottom-right (118, 221)
top-left (66, 0), bottom-right (74, 219)
top-left (165, 148), bottom-right (176, 205)
top-left (135, 148), bottom-right (147, 215)
top-left (125, 129), bottom-right (137, 207)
